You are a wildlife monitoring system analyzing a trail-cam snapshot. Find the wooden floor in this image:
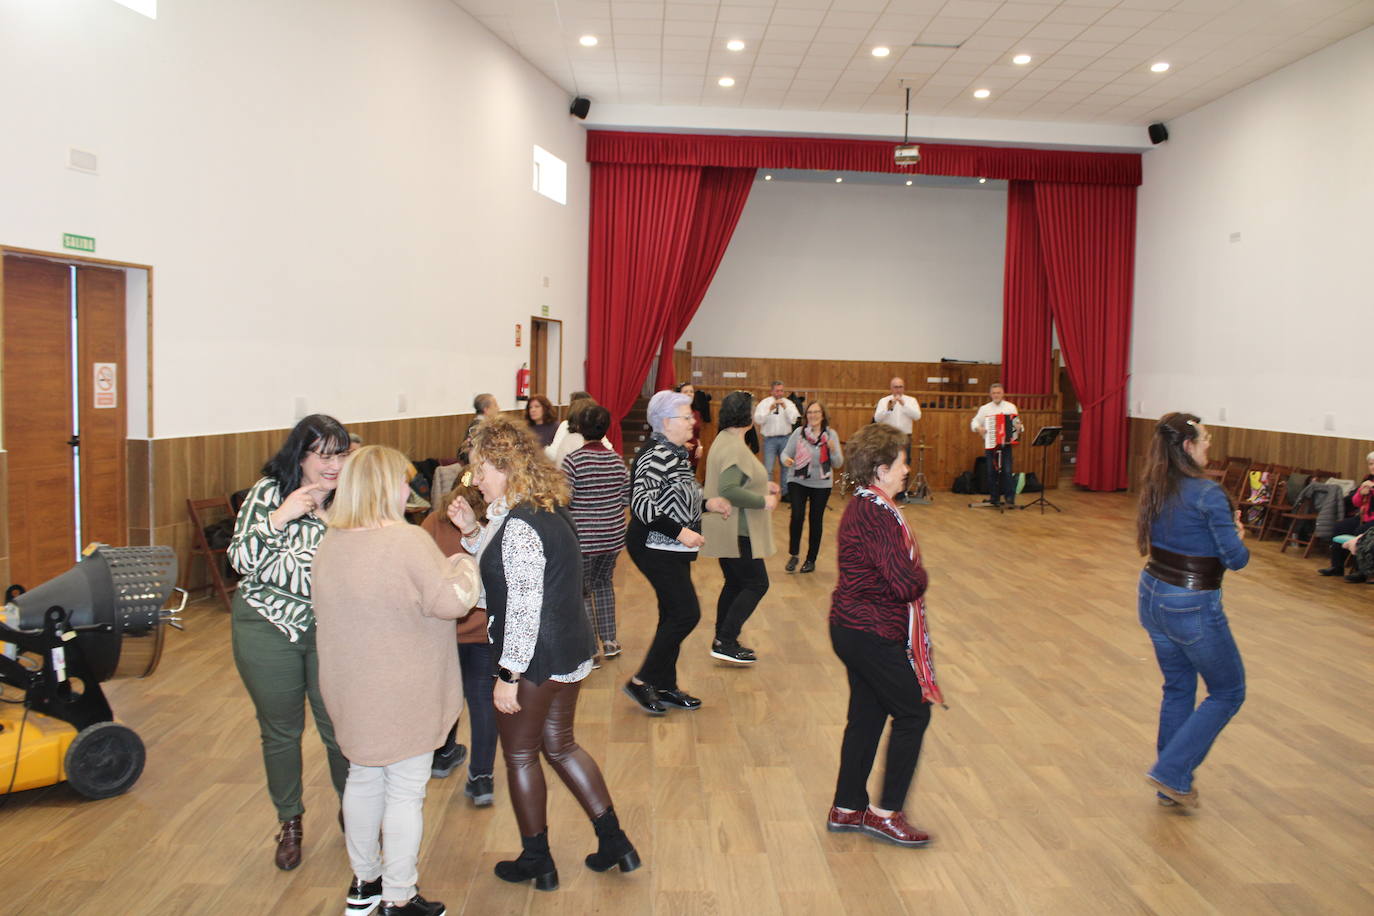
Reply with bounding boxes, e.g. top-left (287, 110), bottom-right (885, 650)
top-left (3, 488), bottom-right (1372, 915)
